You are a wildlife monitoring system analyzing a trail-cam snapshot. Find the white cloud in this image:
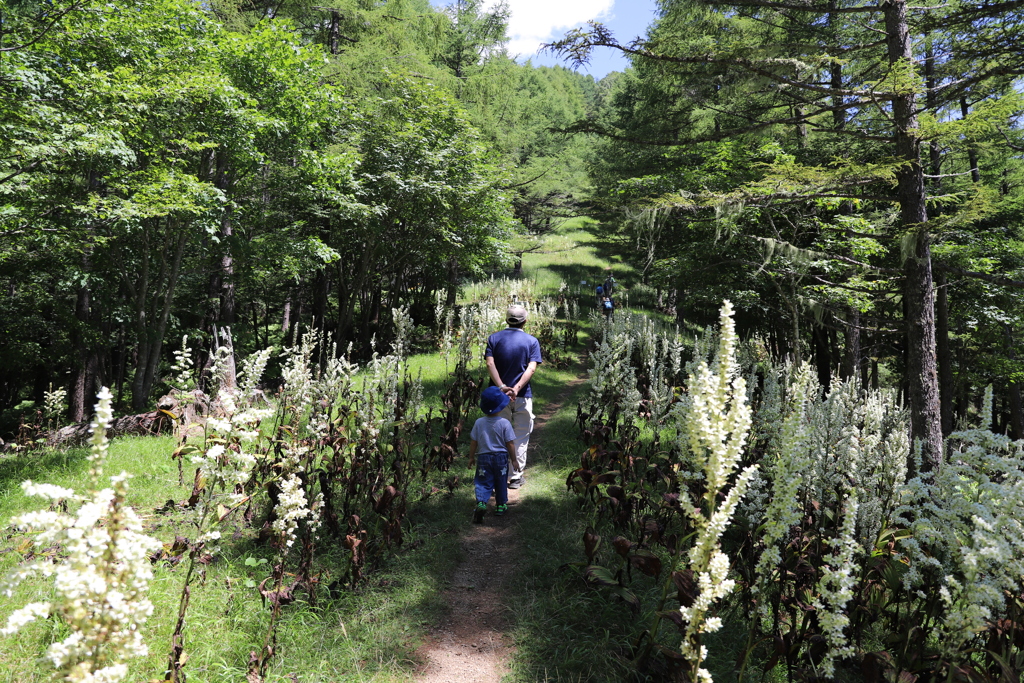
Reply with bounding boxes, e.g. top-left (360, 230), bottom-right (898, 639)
top-left (494, 0), bottom-right (616, 58)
